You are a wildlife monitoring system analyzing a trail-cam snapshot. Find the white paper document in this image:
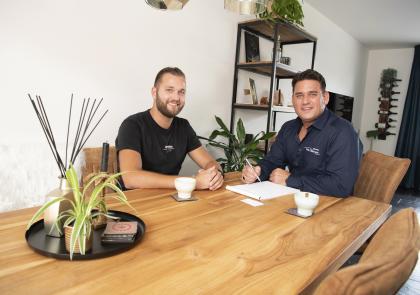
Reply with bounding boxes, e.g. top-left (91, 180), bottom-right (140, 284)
top-left (241, 198), bottom-right (264, 207)
top-left (226, 181), bottom-right (300, 200)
